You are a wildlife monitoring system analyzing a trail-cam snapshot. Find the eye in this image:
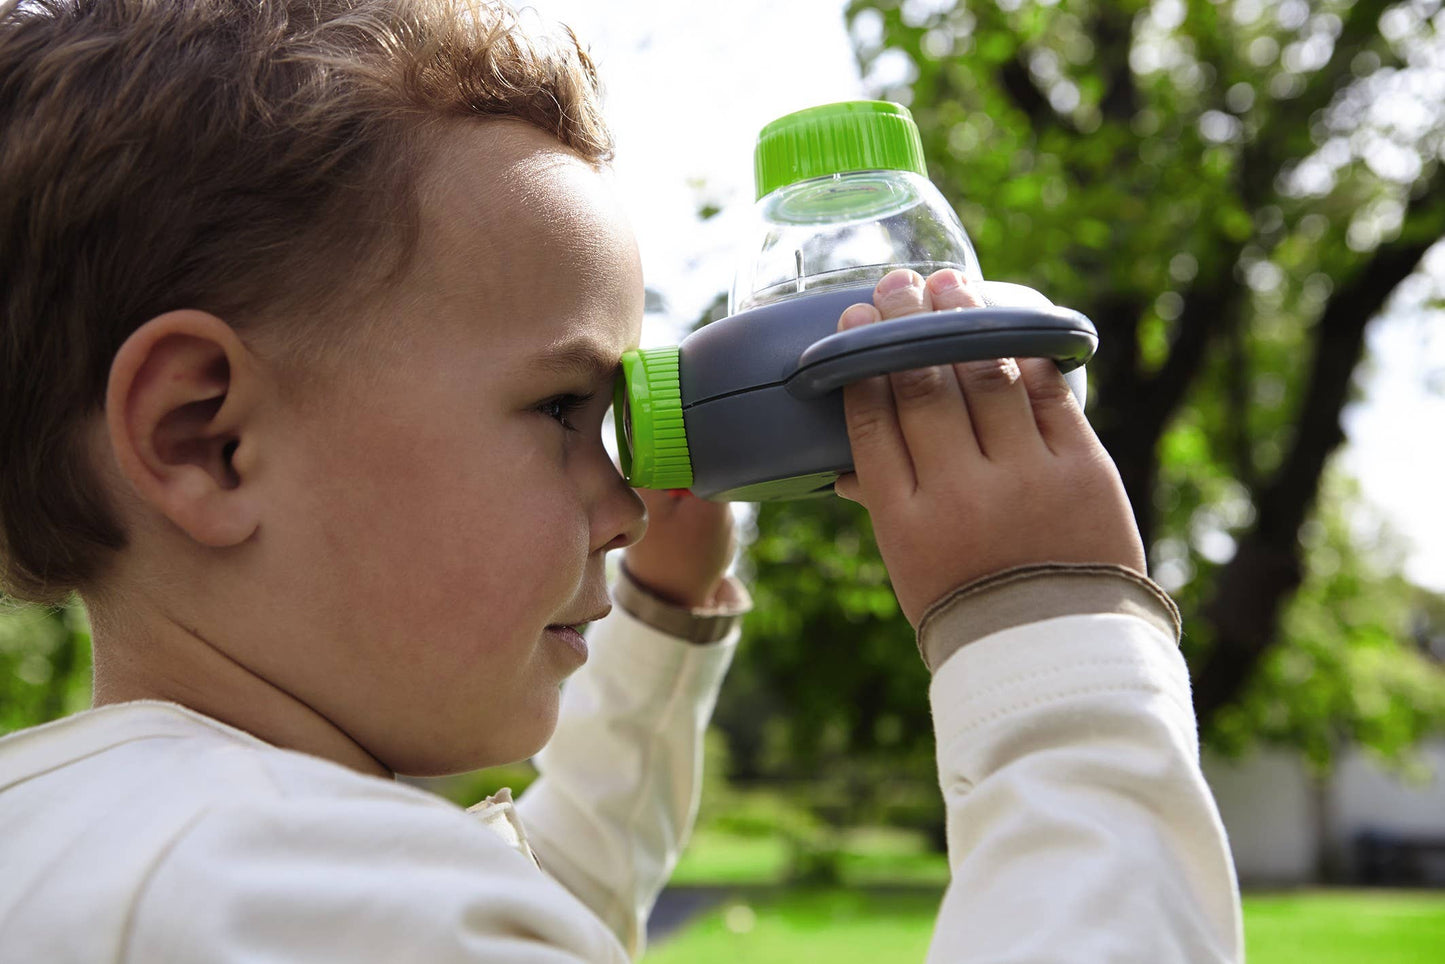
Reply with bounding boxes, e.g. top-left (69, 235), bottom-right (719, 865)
top-left (536, 392), bottom-right (594, 431)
